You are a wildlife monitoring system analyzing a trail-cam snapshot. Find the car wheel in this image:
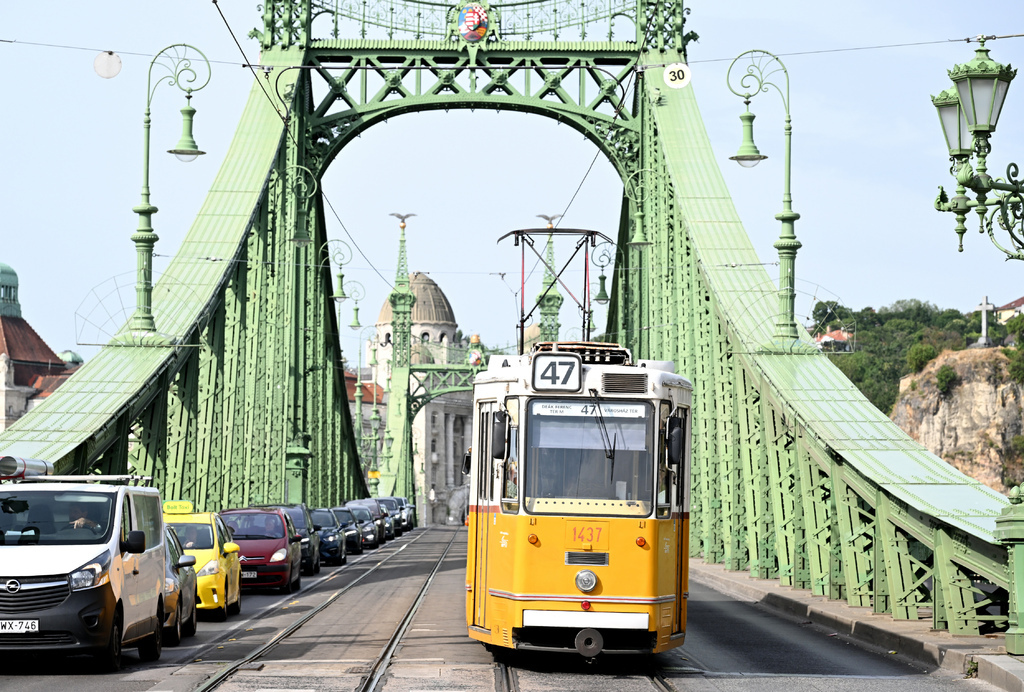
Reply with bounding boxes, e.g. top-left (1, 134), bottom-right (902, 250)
top-left (314, 554), bottom-right (321, 574)
top-left (280, 571), bottom-right (294, 595)
top-left (182, 593), bottom-right (198, 638)
top-left (96, 613), bottom-right (122, 672)
top-left (294, 572), bottom-right (302, 591)
top-left (227, 587), bottom-right (241, 616)
top-left (164, 600), bottom-right (182, 647)
top-left (341, 545), bottom-right (348, 565)
top-left (138, 603), bottom-right (163, 661)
